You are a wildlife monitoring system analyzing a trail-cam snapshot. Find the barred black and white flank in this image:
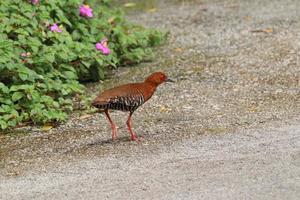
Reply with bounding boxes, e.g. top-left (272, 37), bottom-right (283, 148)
top-left (92, 72), bottom-right (174, 141)
top-left (93, 94), bottom-right (145, 112)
